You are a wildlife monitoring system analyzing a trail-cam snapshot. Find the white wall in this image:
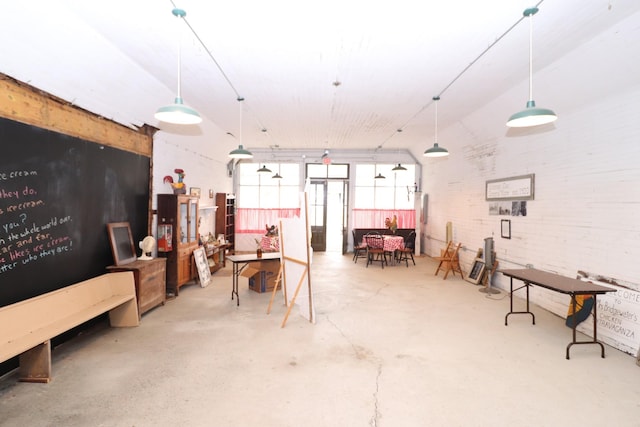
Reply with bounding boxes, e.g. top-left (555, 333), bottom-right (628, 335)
top-left (420, 11), bottom-right (640, 320)
top-left (152, 122), bottom-right (233, 241)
